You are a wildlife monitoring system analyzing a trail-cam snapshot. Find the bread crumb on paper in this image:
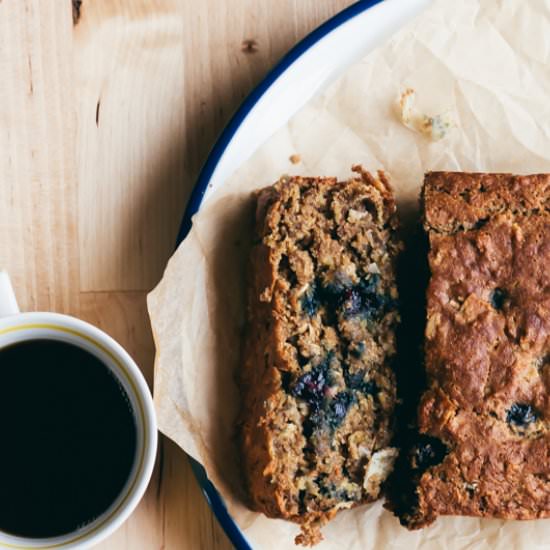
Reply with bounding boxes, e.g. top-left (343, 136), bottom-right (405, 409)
top-left (397, 88), bottom-right (455, 141)
top-left (289, 154), bottom-right (301, 164)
